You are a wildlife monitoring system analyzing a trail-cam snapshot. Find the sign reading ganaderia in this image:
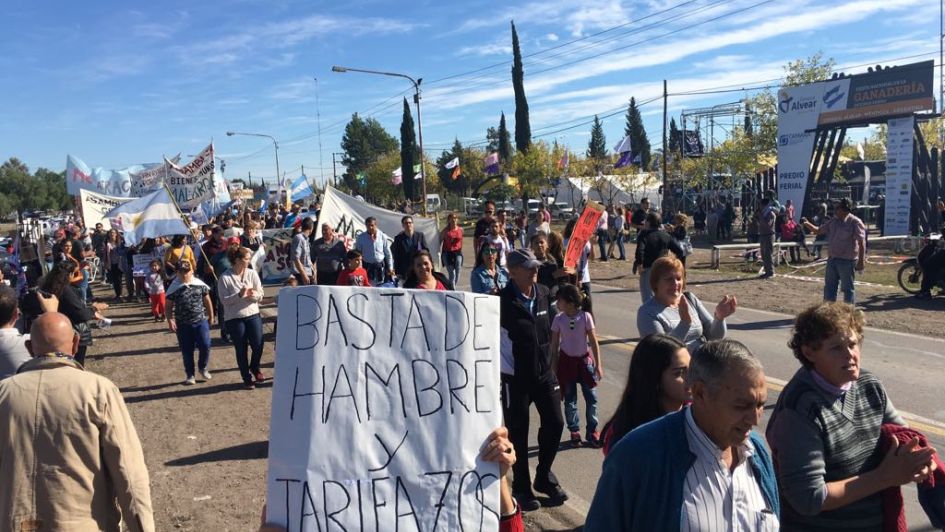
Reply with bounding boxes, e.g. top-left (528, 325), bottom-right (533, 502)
top-left (819, 60), bottom-right (934, 126)
top-left (267, 286), bottom-right (502, 531)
